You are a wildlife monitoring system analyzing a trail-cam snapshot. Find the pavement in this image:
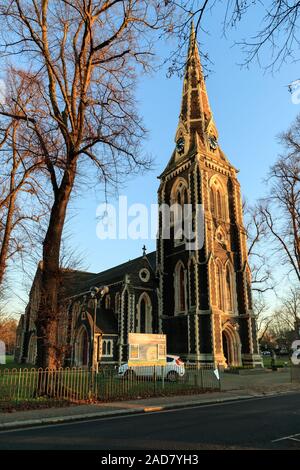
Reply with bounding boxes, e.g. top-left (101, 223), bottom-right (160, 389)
top-left (0, 384), bottom-right (299, 432)
top-left (220, 367), bottom-right (295, 391)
